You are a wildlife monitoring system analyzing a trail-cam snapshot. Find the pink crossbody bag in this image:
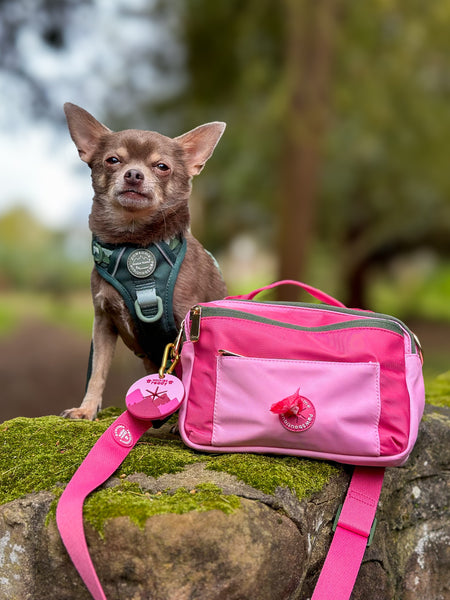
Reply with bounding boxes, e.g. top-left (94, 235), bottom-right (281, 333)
top-left (57, 280), bottom-right (425, 600)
